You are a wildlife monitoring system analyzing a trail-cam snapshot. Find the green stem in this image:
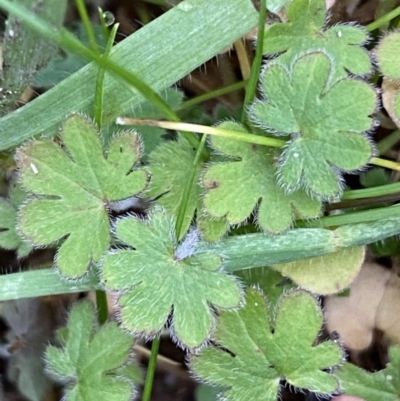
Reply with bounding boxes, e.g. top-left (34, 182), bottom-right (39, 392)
top-left (93, 23), bottom-right (119, 127)
top-left (116, 119), bottom-right (400, 172)
top-left (241, 0), bottom-right (266, 124)
top-left (177, 80), bottom-right (247, 111)
top-left (142, 338), bottom-right (161, 401)
top-left (116, 119), bottom-right (286, 147)
top-left (175, 134), bottom-right (208, 239)
top-left (2, 217), bottom-right (400, 300)
top-left (300, 203), bottom-right (400, 228)
top-left (342, 181), bottom-right (400, 200)
top-left (377, 129), bottom-right (400, 154)
top-left (98, 7), bottom-right (111, 42)
top-left (75, 0), bottom-right (98, 52)
top-left (367, 5), bottom-right (400, 31)
top-left (92, 25), bottom-right (120, 324)
top-left (95, 291), bottom-right (108, 324)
